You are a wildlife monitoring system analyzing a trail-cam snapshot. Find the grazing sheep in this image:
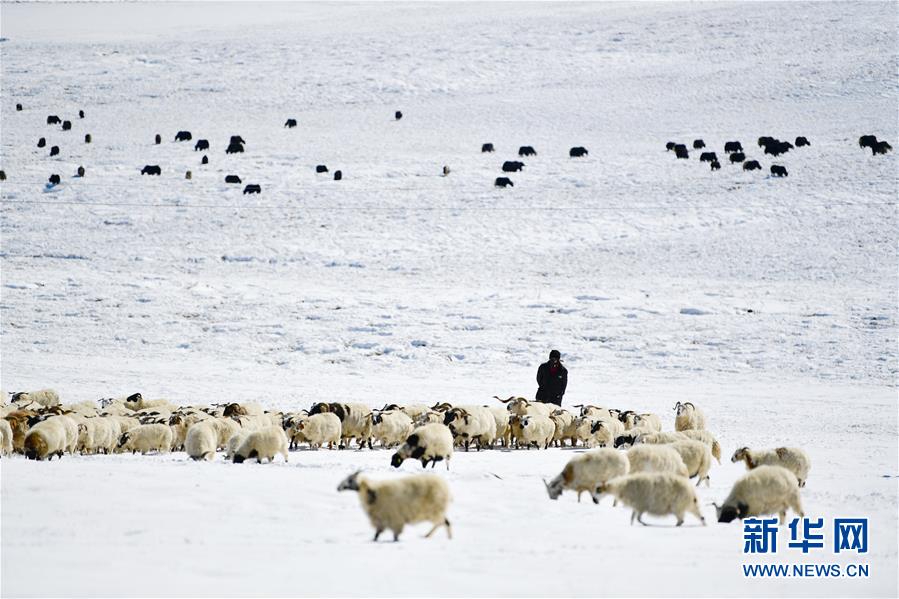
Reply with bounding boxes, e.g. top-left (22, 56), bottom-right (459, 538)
top-left (226, 142), bottom-right (244, 154)
top-left (674, 401), bottom-right (706, 431)
top-left (627, 444), bottom-right (689, 477)
top-left (62, 120), bottom-right (72, 131)
top-left (544, 448), bottom-right (629, 502)
top-left (316, 164), bottom-right (329, 173)
top-left (174, 131), bottom-right (192, 142)
top-left (481, 143), bottom-right (495, 153)
top-left (309, 402), bottom-right (372, 449)
top-left (770, 164), bottom-right (788, 177)
top-left (295, 412), bottom-right (342, 449)
top-left (871, 140), bottom-right (892, 155)
top-left (716, 465), bottom-right (803, 524)
top-left (285, 118), bottom-right (297, 128)
top-left (0, 419), bottom-right (13, 457)
top-left (518, 146), bottom-right (537, 157)
top-left (443, 406), bottom-right (496, 450)
top-left (48, 174), bottom-right (61, 185)
top-left (729, 152), bottom-right (745, 163)
top-left (337, 471), bottom-right (451, 542)
top-left (334, 170), bottom-right (342, 181)
top-left (699, 151), bottom-right (717, 162)
top-left (569, 146), bottom-right (588, 157)
top-left (243, 184), bottom-right (262, 194)
top-left (743, 160), bottom-right (761, 171)
top-left (141, 165), bottom-right (162, 176)
top-left (494, 177), bottom-right (513, 188)
top-left (225, 175), bottom-right (242, 184)
top-left (674, 144), bottom-right (689, 159)
top-left (24, 418), bottom-right (70, 460)
top-left (593, 472), bottom-right (706, 526)
top-left (50, 146), bottom-right (60, 157)
top-left (47, 115), bottom-right (61, 125)
top-left (693, 139), bottom-right (705, 149)
top-left (678, 429), bottom-right (722, 463)
top-left (710, 160), bottom-right (721, 171)
top-left (155, 134), bottom-right (162, 145)
top-left (395, 111), bottom-right (403, 120)
top-left (194, 139), bottom-right (209, 151)
top-left (38, 137), bottom-right (46, 148)
top-left (12, 389), bottom-right (60, 407)
top-left (232, 426), bottom-right (289, 463)
top-left (185, 421), bottom-right (218, 461)
top-left (5, 410), bottom-right (37, 452)
top-left (724, 141), bottom-right (743, 153)
top-left (669, 440), bottom-right (712, 486)
top-left (795, 136), bottom-right (810, 147)
top-left (225, 430), bottom-right (252, 460)
top-left (502, 160), bottom-right (525, 172)
top-left (117, 423), bottom-right (173, 455)
top-left (731, 446), bottom-right (811, 487)
top-left (391, 423), bottom-right (454, 469)
top-left (858, 135), bottom-right (877, 149)
top-left (517, 414), bottom-right (555, 449)
top-left (589, 418), bottom-right (625, 448)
